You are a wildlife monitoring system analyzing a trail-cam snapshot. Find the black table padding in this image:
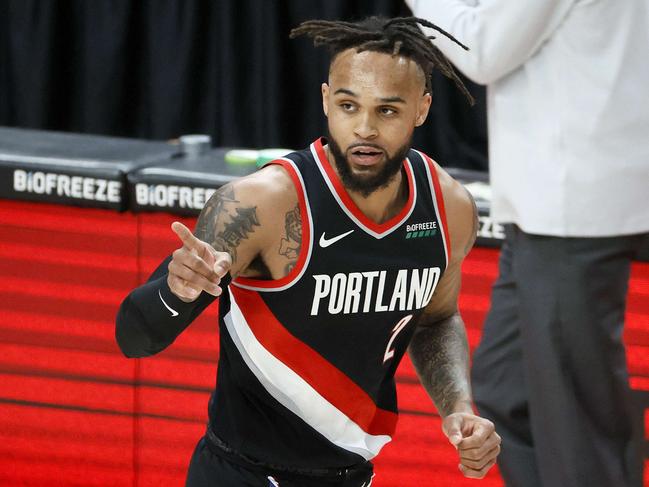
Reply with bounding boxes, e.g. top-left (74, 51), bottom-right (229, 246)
top-left (0, 127), bottom-right (178, 210)
top-left (127, 148), bottom-right (257, 216)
